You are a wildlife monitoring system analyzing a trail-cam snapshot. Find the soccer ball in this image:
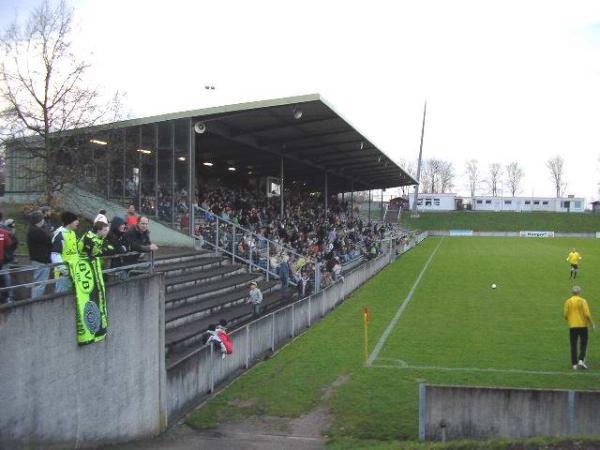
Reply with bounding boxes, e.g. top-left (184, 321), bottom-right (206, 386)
top-left (491, 284), bottom-right (497, 289)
